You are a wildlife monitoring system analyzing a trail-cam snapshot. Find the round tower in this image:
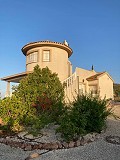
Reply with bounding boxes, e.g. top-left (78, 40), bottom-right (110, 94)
top-left (22, 40), bottom-right (73, 81)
